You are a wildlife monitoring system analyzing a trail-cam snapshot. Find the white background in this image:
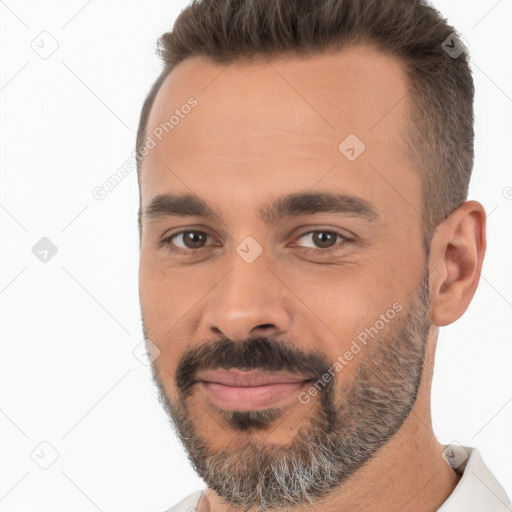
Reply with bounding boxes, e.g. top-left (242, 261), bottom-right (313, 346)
top-left (0, 0), bottom-right (510, 510)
